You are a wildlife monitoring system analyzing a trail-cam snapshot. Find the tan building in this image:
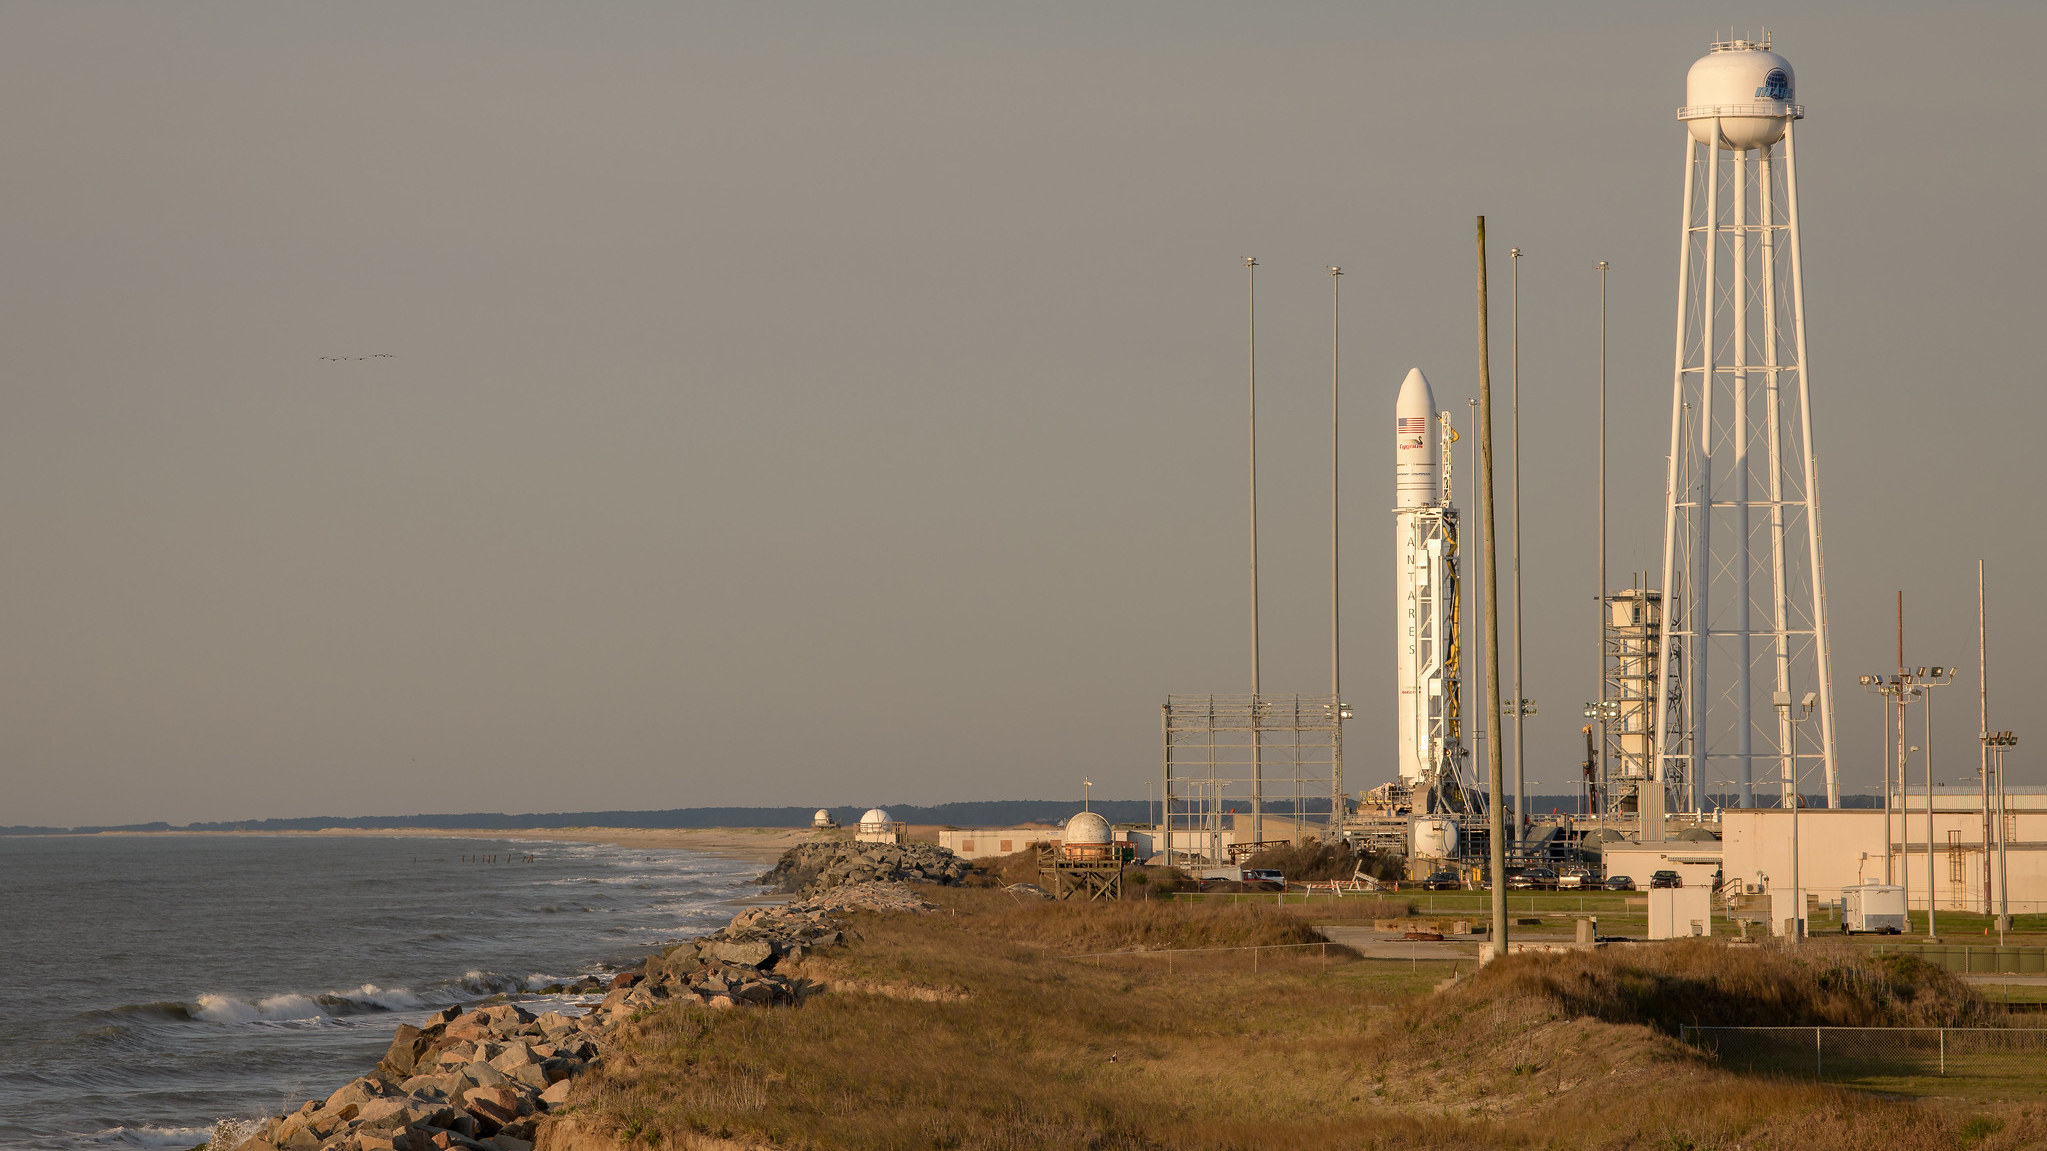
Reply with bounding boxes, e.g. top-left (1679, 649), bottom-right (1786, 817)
top-left (1718, 787), bottom-right (2047, 914)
